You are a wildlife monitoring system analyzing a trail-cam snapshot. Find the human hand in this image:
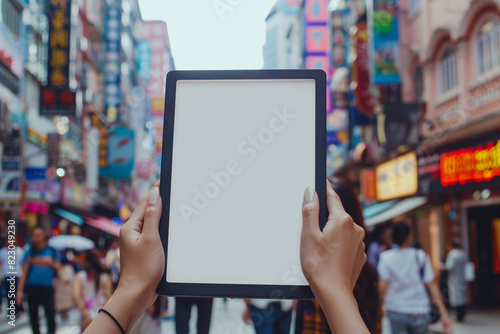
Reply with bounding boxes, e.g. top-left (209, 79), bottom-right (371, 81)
top-left (441, 314), bottom-right (453, 333)
top-left (300, 180), bottom-right (366, 292)
top-left (242, 306), bottom-right (251, 325)
top-left (117, 181), bottom-right (164, 311)
top-left (16, 291), bottom-right (23, 305)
